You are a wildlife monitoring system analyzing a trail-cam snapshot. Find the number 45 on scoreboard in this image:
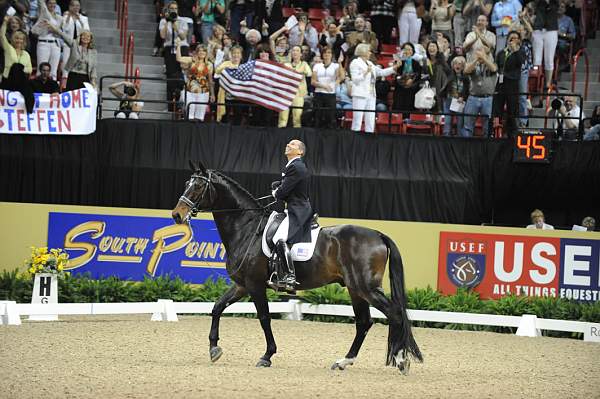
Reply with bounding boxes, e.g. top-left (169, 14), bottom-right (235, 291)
top-left (513, 130), bottom-right (553, 164)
